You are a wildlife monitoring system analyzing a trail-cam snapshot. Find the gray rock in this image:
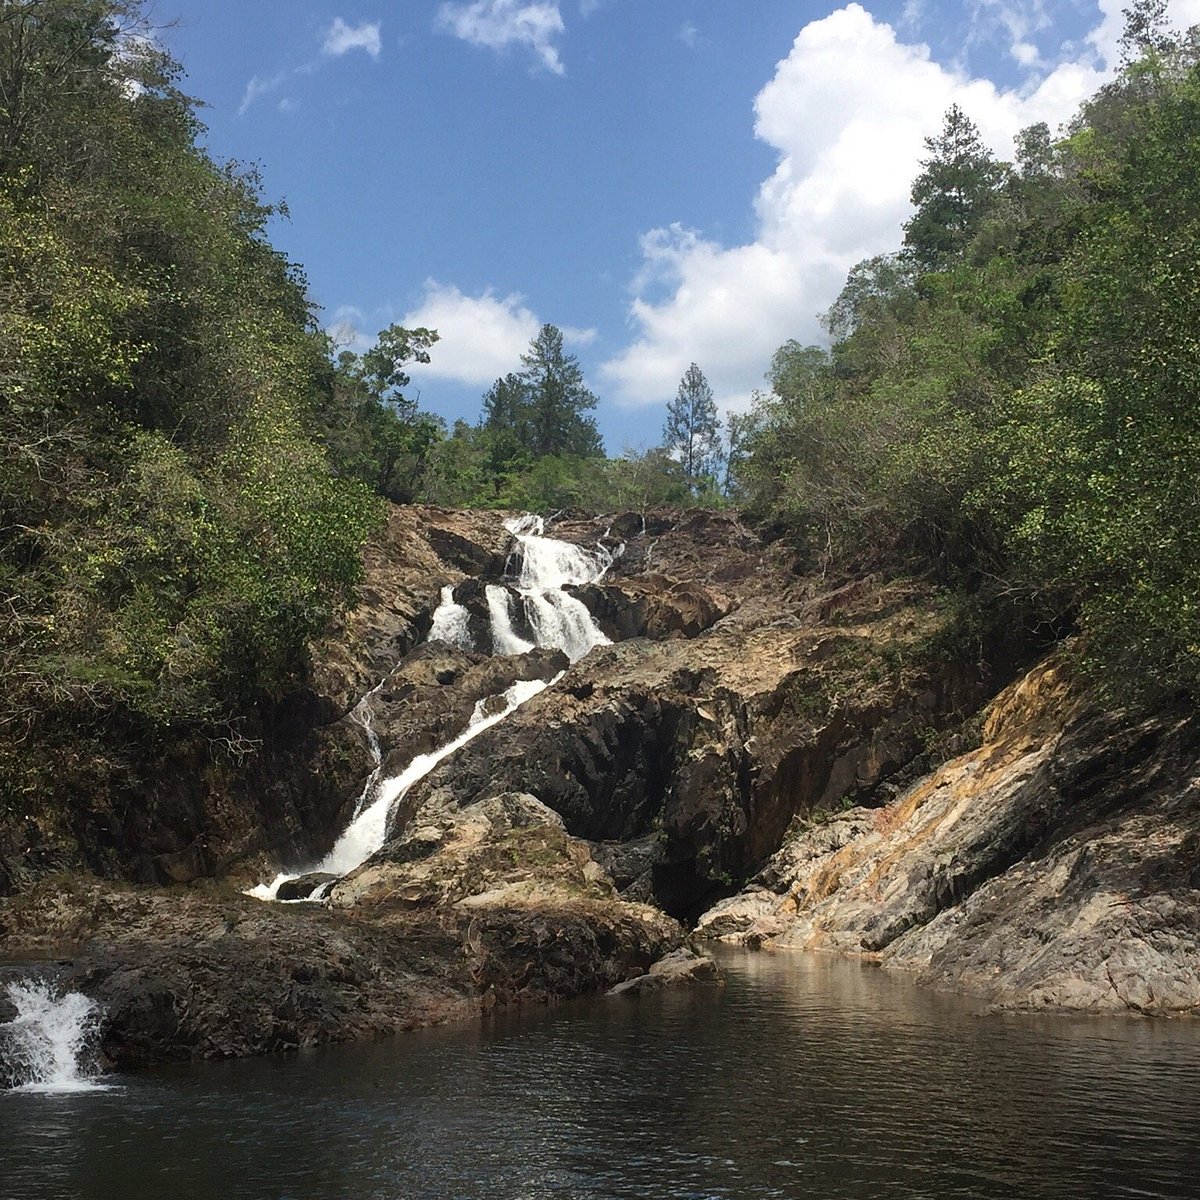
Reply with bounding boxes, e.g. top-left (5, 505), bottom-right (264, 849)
top-left (607, 947), bottom-right (724, 996)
